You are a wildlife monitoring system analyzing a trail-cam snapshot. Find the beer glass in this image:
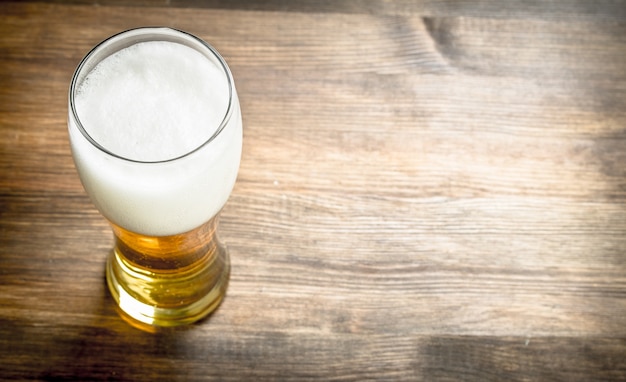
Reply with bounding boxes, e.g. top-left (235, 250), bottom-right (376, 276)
top-left (68, 28), bottom-right (242, 329)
